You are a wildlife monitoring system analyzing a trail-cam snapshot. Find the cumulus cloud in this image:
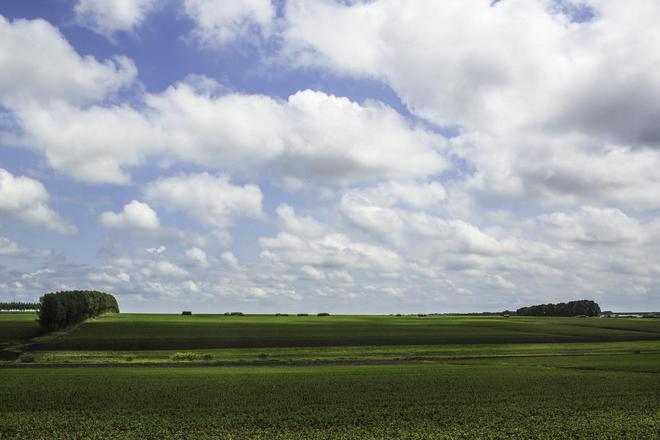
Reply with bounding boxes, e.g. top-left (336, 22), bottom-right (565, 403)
top-left (10, 73), bottom-right (447, 185)
top-left (74, 0), bottom-right (157, 38)
top-left (145, 173), bottom-right (263, 228)
top-left (182, 0), bottom-right (275, 46)
top-left (99, 200), bottom-right (161, 233)
top-left (0, 236), bottom-right (52, 259)
top-left (0, 168), bottom-right (77, 234)
top-left (260, 204), bottom-right (403, 271)
top-left (0, 15), bottom-right (136, 108)
top-left (185, 247), bottom-right (208, 268)
top-left (282, 0), bottom-right (660, 209)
